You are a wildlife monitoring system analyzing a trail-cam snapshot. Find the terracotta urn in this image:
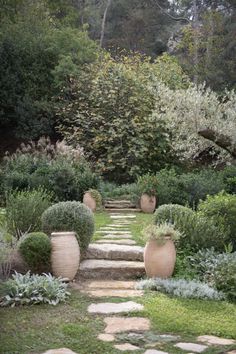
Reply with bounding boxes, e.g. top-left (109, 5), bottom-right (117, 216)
top-left (83, 192), bottom-right (96, 212)
top-left (144, 238), bottom-right (176, 278)
top-left (51, 232), bottom-right (80, 280)
top-left (140, 193), bottom-right (156, 213)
